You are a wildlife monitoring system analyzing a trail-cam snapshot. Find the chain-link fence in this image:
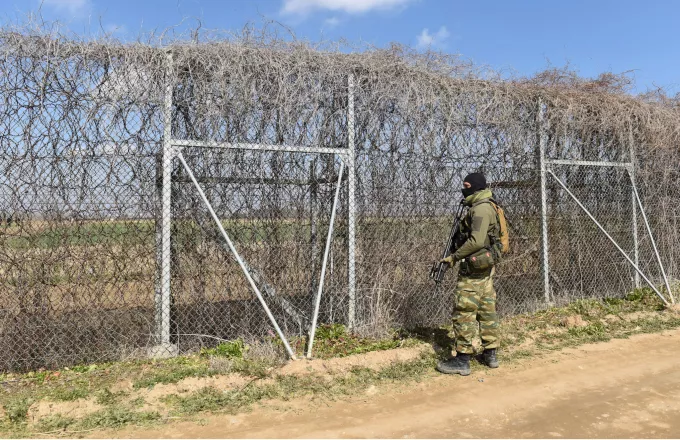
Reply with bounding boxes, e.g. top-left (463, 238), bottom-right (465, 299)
top-left (1, 28), bottom-right (679, 371)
